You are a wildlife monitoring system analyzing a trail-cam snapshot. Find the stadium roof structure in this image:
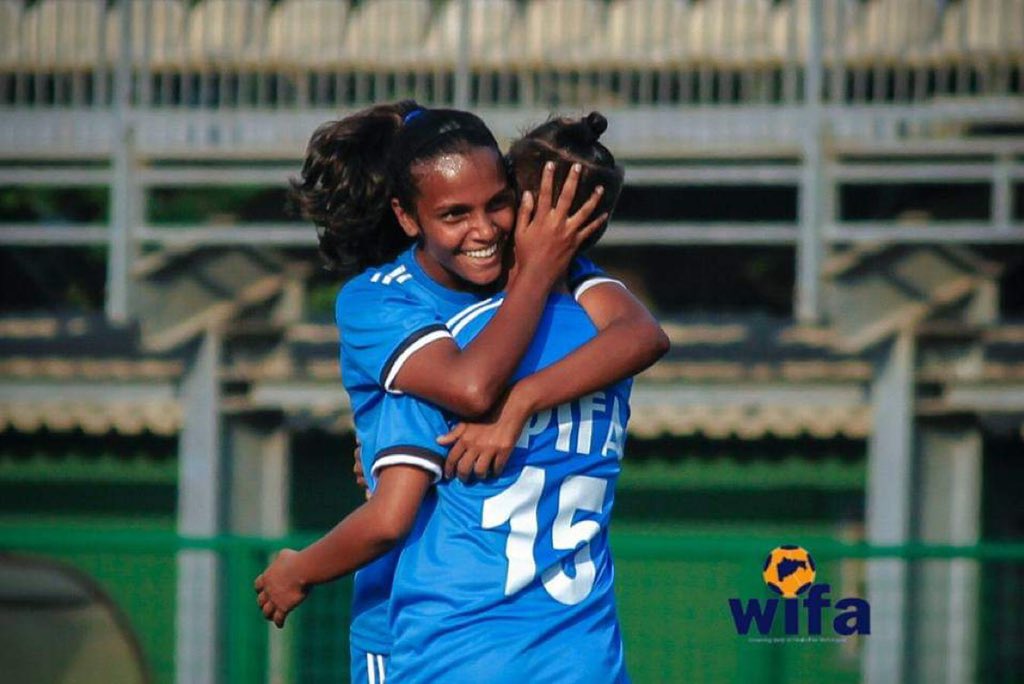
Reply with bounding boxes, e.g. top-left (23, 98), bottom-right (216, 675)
top-left (2, 308), bottom-right (1023, 441)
